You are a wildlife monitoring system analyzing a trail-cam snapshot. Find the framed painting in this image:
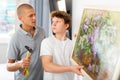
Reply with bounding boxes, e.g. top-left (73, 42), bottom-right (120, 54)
top-left (72, 8), bottom-right (120, 80)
